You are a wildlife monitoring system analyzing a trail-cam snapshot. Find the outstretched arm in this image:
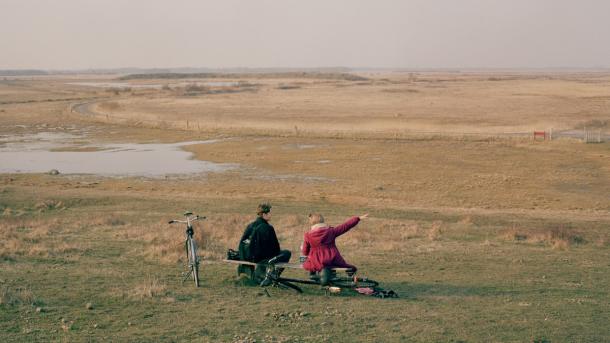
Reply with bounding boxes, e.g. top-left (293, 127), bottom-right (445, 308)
top-left (332, 214), bottom-right (367, 236)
